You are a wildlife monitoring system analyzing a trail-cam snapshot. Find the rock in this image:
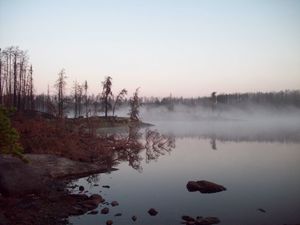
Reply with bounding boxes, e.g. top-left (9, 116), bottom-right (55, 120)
top-left (132, 215), bottom-right (137, 221)
top-left (87, 210), bottom-right (98, 215)
top-left (71, 193), bottom-right (89, 201)
top-left (102, 185), bottom-right (110, 188)
top-left (181, 216), bottom-right (220, 225)
top-left (77, 194), bottom-right (103, 211)
top-left (101, 207), bottom-right (109, 214)
top-left (195, 217), bottom-right (220, 225)
top-left (148, 208), bottom-right (158, 216)
top-left (186, 180), bottom-right (226, 193)
top-left (106, 220), bottom-right (113, 225)
top-left (182, 215), bottom-right (195, 222)
top-left (69, 206), bottom-right (86, 216)
top-left (257, 208), bottom-right (266, 213)
top-left (89, 194), bottom-right (104, 204)
top-left (79, 186), bottom-right (84, 192)
top-left (114, 213), bottom-right (122, 217)
top-left (111, 201), bottom-right (119, 207)
top-left (0, 212), bottom-right (8, 225)
top-left (187, 222), bottom-right (196, 225)
top-left (0, 154), bottom-right (114, 197)
top-left (0, 155), bottom-right (51, 196)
